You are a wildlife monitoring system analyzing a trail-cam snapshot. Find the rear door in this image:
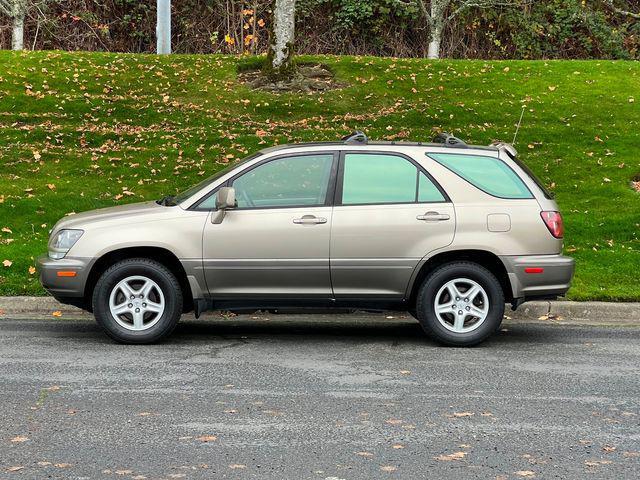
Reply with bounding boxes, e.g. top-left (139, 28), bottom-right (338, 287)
top-left (330, 151), bottom-right (455, 298)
